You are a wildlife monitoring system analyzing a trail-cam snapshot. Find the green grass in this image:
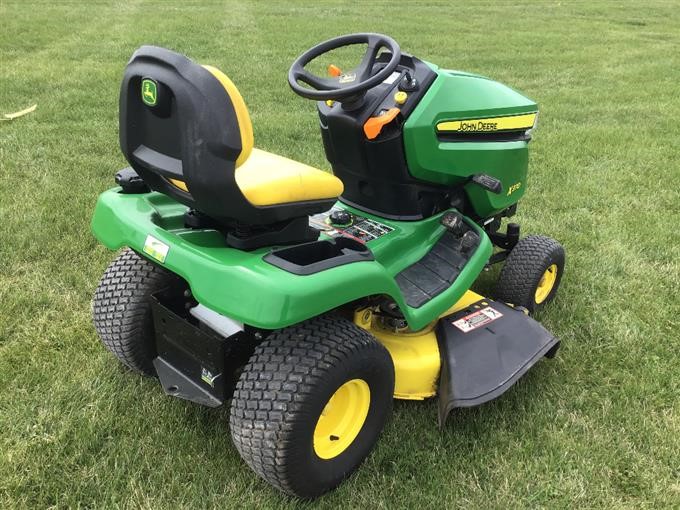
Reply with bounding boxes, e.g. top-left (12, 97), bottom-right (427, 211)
top-left (1, 1), bottom-right (679, 508)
